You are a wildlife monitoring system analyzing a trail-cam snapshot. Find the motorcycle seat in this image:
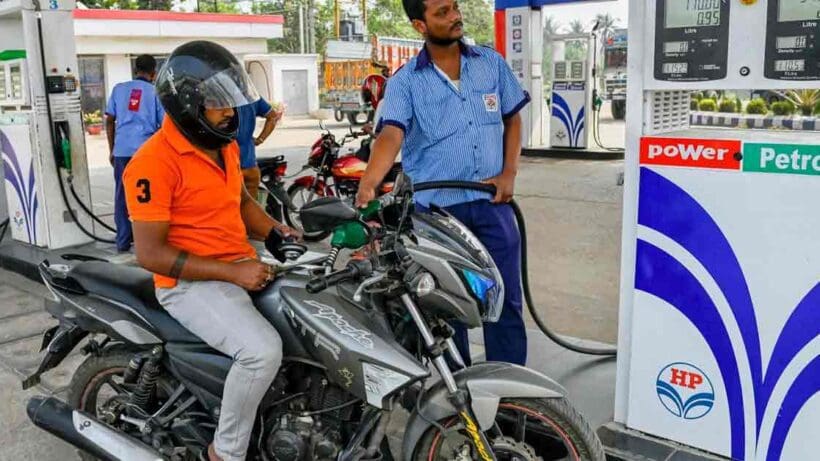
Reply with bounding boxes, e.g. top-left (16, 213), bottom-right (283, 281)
top-left (68, 262), bottom-right (200, 343)
top-left (257, 155), bottom-right (286, 168)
